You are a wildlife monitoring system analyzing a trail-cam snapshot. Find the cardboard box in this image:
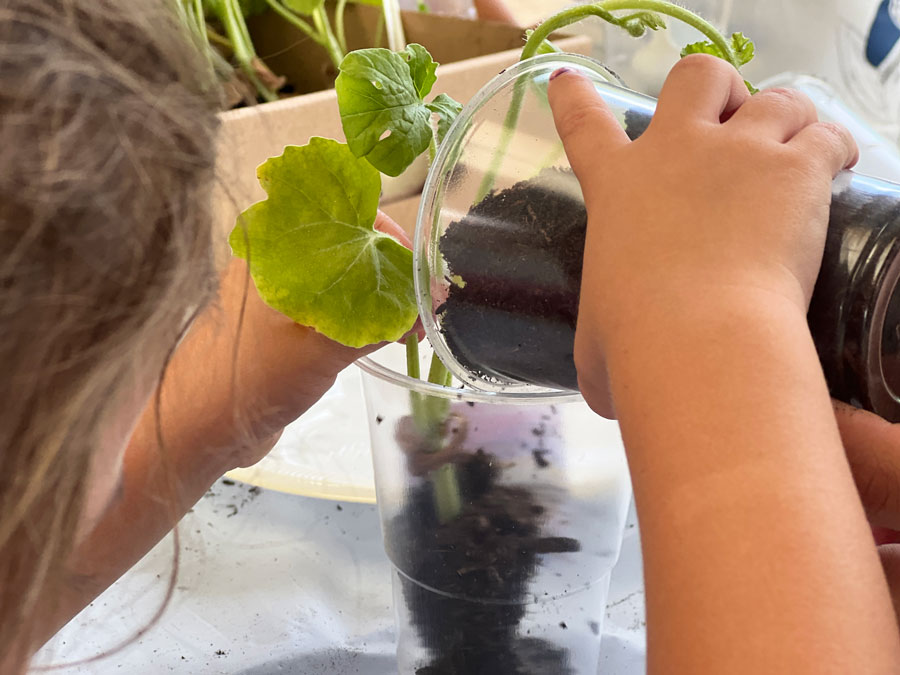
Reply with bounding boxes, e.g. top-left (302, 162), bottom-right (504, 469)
top-left (214, 8), bottom-right (590, 237)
